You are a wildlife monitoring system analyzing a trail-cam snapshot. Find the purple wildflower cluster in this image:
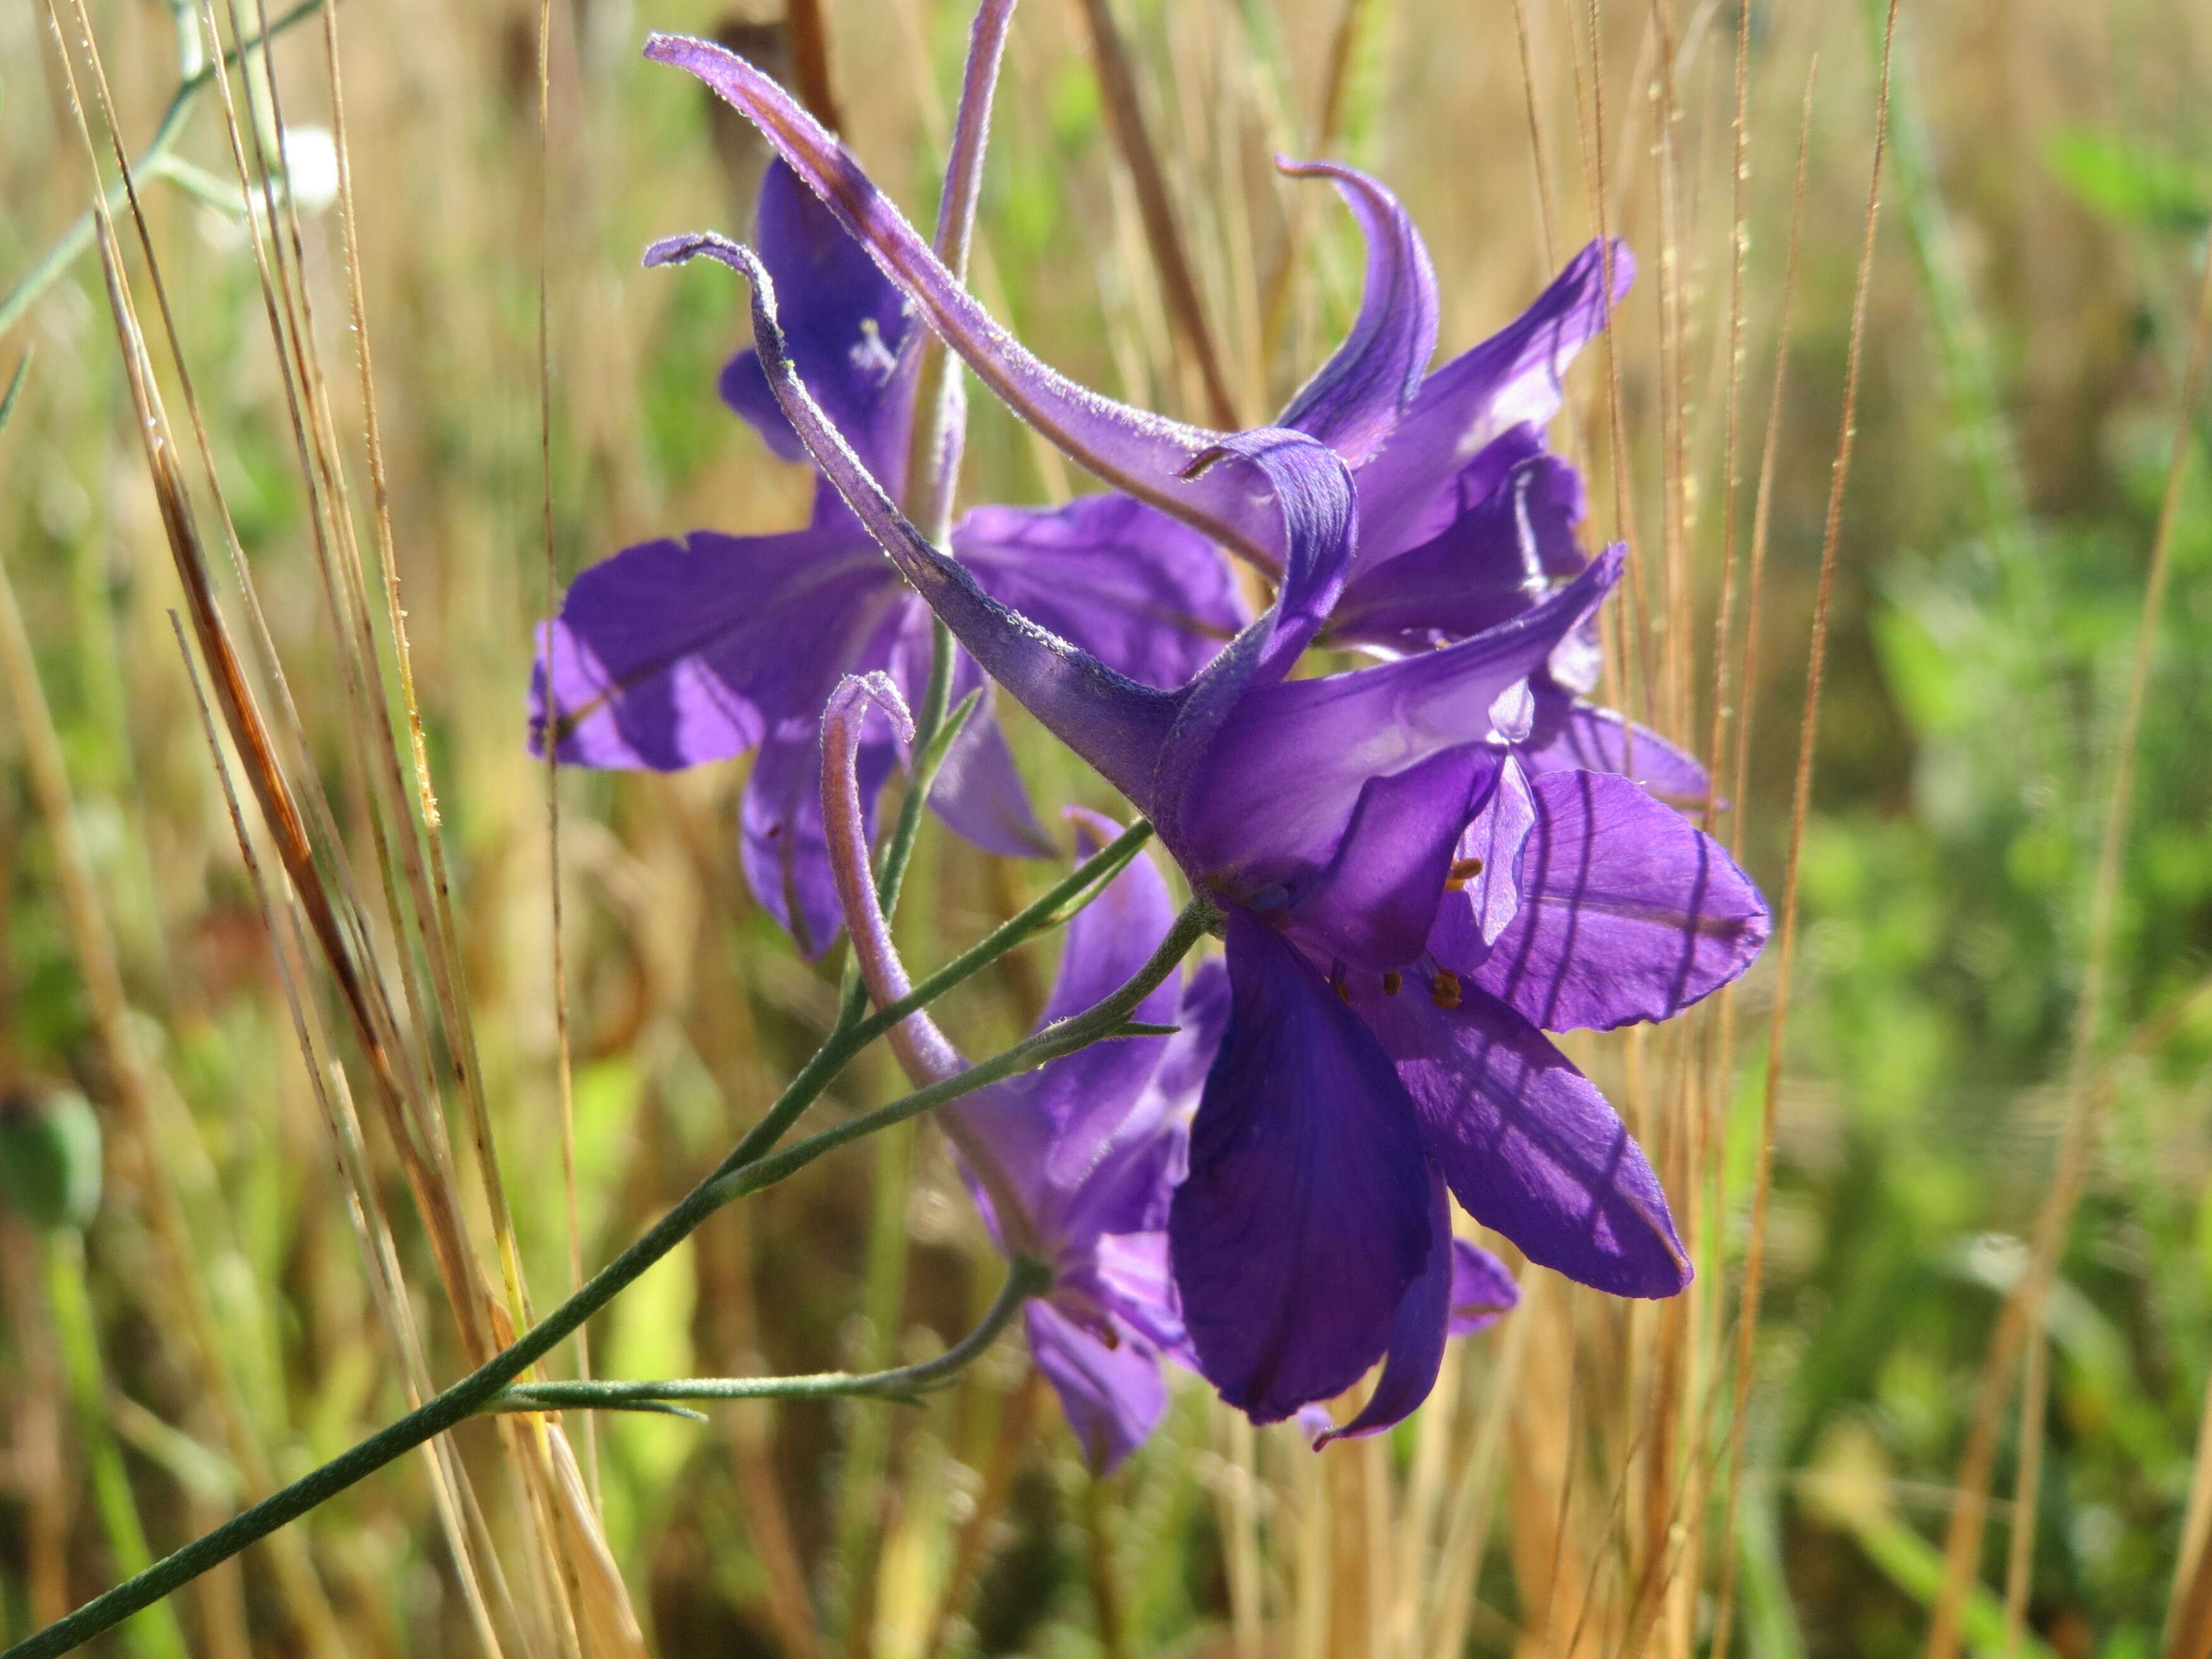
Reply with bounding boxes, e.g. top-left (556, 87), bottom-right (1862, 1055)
top-left (532, 26), bottom-right (1768, 1464)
